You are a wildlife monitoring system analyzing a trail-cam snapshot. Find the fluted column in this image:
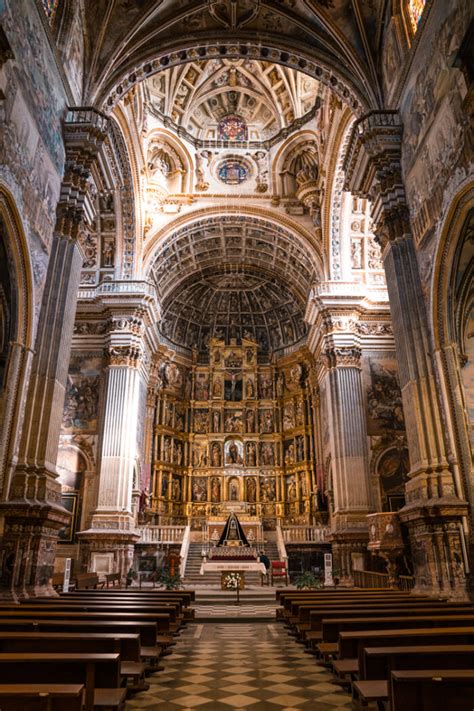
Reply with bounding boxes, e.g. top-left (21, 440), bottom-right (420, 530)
top-left (78, 284), bottom-right (159, 577)
top-left (322, 345), bottom-right (371, 580)
top-left (0, 109), bottom-right (109, 600)
top-left (344, 111), bottom-right (469, 597)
